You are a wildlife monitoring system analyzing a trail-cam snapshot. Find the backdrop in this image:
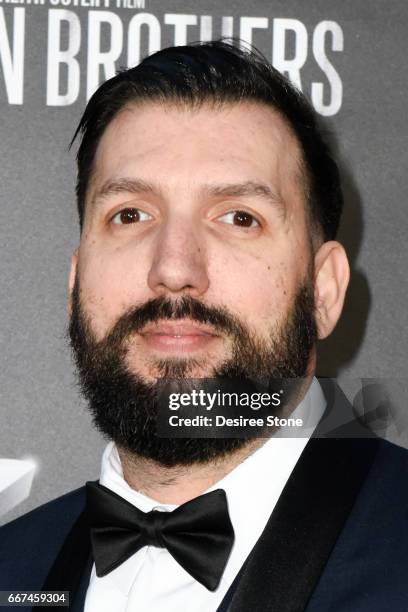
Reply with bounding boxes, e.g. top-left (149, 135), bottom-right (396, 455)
top-left (1, 0), bottom-right (407, 524)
